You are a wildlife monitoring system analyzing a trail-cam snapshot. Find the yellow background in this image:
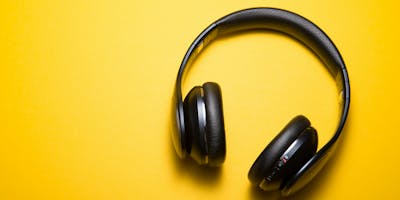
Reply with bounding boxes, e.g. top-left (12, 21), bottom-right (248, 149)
top-left (1, 0), bottom-right (399, 199)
